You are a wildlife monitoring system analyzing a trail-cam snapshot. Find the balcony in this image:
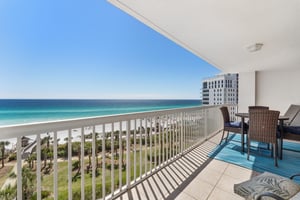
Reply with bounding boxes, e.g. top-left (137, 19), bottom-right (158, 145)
top-left (115, 133), bottom-right (259, 200)
top-left (0, 105), bottom-right (228, 200)
top-left (1, 0), bottom-right (299, 199)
